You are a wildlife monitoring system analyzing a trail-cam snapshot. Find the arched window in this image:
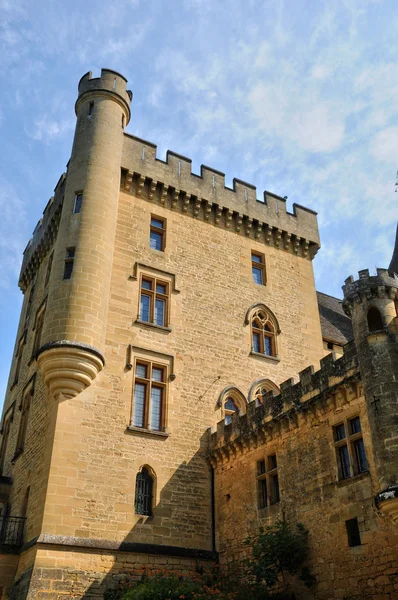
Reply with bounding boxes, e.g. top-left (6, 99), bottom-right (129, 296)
top-left (217, 387), bottom-right (247, 425)
top-left (135, 467), bottom-right (154, 516)
top-left (250, 308), bottom-right (278, 357)
top-left (367, 307), bottom-right (383, 332)
top-left (249, 378), bottom-right (280, 404)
